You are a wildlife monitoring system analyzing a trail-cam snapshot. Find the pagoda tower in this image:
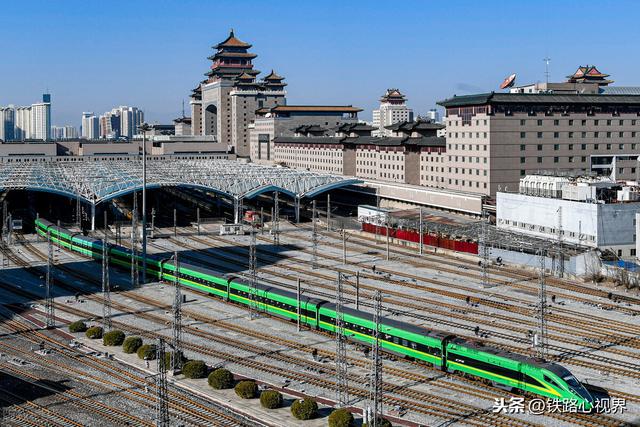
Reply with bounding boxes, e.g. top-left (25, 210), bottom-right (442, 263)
top-left (372, 88), bottom-right (413, 137)
top-left (566, 65), bottom-right (613, 86)
top-left (192, 30), bottom-right (287, 157)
